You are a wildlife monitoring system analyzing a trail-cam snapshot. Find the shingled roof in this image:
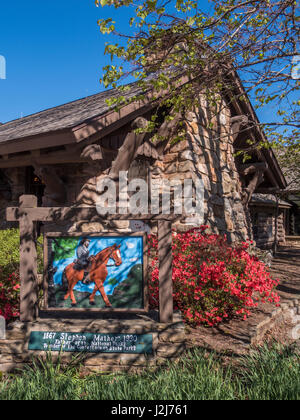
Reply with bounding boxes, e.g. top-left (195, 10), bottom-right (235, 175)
top-left (251, 193), bottom-right (292, 208)
top-left (0, 82), bottom-right (143, 144)
top-left (0, 72), bottom-right (288, 194)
